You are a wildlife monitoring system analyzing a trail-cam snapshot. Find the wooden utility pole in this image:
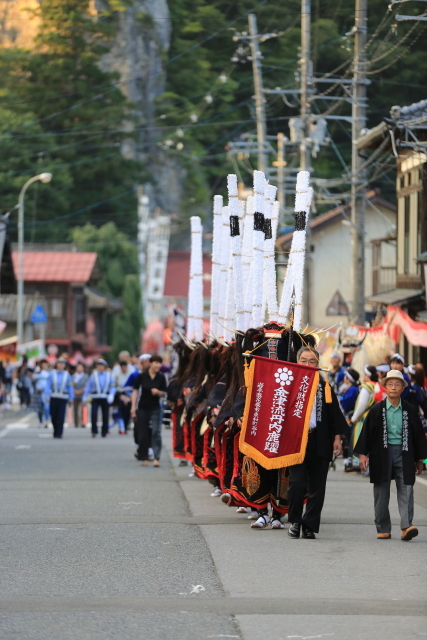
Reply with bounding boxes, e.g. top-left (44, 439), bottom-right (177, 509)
top-left (272, 132), bottom-right (287, 224)
top-left (248, 14), bottom-right (268, 175)
top-left (300, 0), bottom-right (312, 325)
top-left (351, 0), bottom-right (368, 324)
top-left (299, 0), bottom-right (312, 172)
